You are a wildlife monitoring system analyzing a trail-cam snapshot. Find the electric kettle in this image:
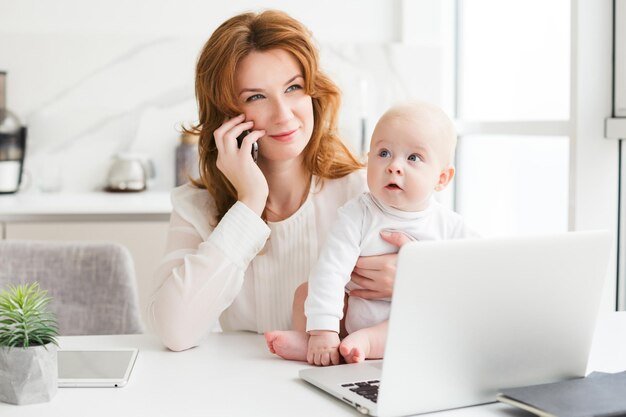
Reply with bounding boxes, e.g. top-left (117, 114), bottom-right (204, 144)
top-left (104, 153), bottom-right (155, 192)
